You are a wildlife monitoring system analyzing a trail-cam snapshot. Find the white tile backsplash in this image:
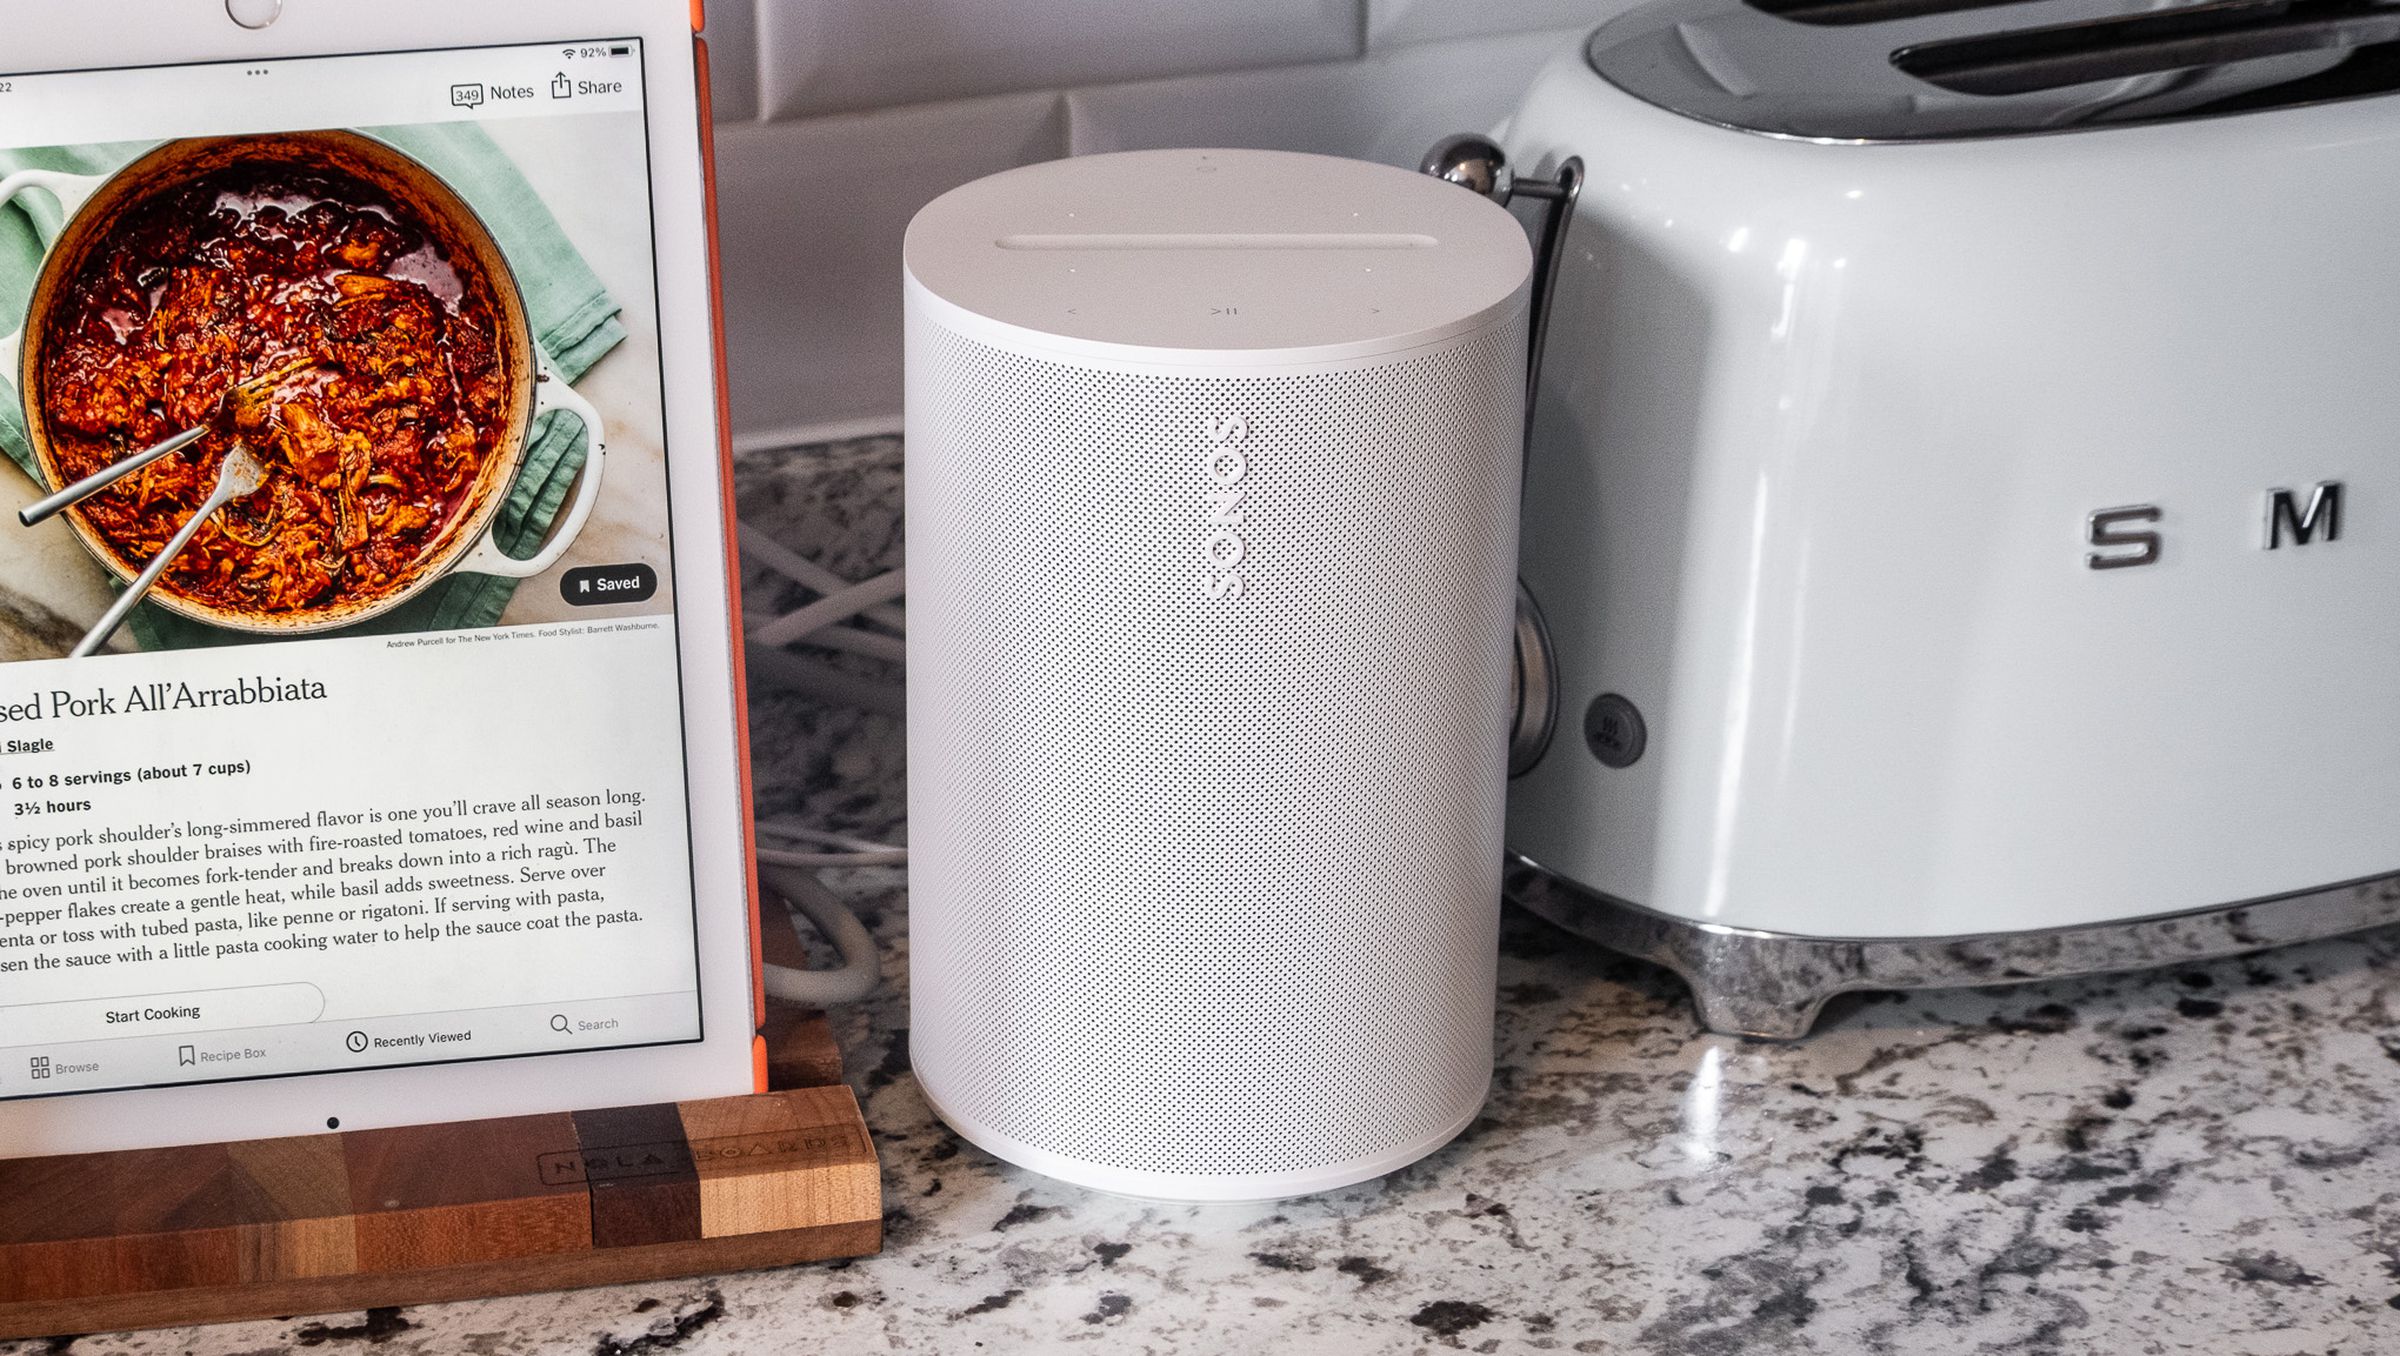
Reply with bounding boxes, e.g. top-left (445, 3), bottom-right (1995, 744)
top-left (1068, 26), bottom-right (1584, 170)
top-left (714, 94), bottom-right (1068, 443)
top-left (706, 0), bottom-right (1609, 440)
top-left (1364, 0), bottom-right (1625, 50)
top-left (699, 1), bottom-right (762, 123)
top-left (756, 0), bottom-right (1363, 121)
